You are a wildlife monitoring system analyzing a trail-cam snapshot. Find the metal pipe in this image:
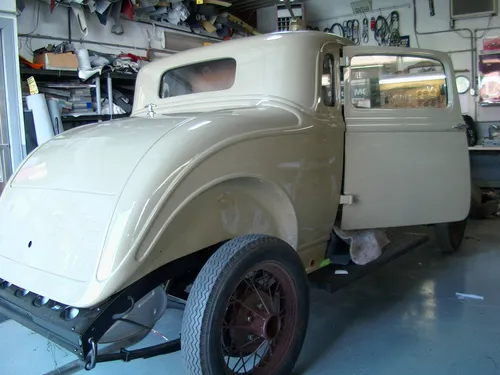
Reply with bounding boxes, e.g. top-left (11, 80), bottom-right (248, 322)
top-left (95, 76), bottom-right (102, 116)
top-left (67, 7), bottom-right (72, 43)
top-left (311, 4), bottom-right (411, 24)
top-left (17, 33), bottom-right (177, 54)
top-left (107, 73), bottom-right (113, 120)
top-left (283, 0), bottom-right (295, 19)
top-left (447, 49), bottom-right (474, 55)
